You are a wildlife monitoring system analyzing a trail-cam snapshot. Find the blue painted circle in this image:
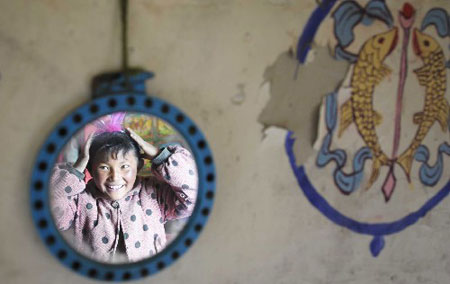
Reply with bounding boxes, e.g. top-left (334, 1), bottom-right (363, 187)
top-left (287, 0), bottom-right (450, 257)
top-left (30, 94), bottom-right (216, 281)
top-left (285, 132), bottom-right (450, 237)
